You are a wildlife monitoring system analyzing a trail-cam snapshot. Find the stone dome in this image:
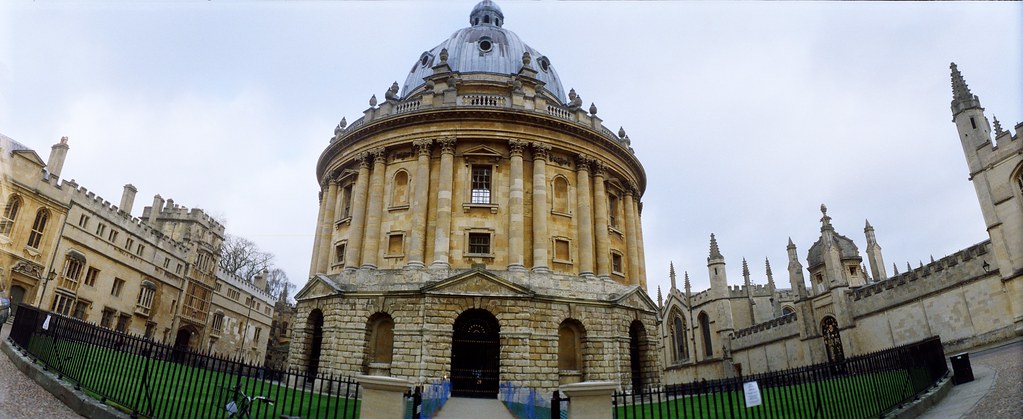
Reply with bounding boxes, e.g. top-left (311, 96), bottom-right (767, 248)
top-left (806, 234), bottom-right (860, 269)
top-left (401, 1), bottom-right (567, 103)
